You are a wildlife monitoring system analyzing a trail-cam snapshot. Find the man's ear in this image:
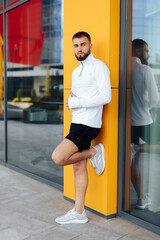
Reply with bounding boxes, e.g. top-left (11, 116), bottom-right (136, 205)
top-left (90, 43), bottom-right (92, 51)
